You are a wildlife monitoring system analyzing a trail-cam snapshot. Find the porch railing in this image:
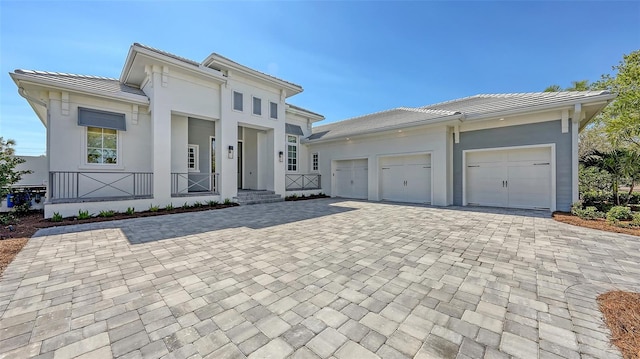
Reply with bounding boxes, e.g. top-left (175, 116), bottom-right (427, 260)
top-left (171, 173), bottom-right (219, 196)
top-left (286, 174), bottom-right (321, 191)
top-left (49, 171), bottom-right (153, 202)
